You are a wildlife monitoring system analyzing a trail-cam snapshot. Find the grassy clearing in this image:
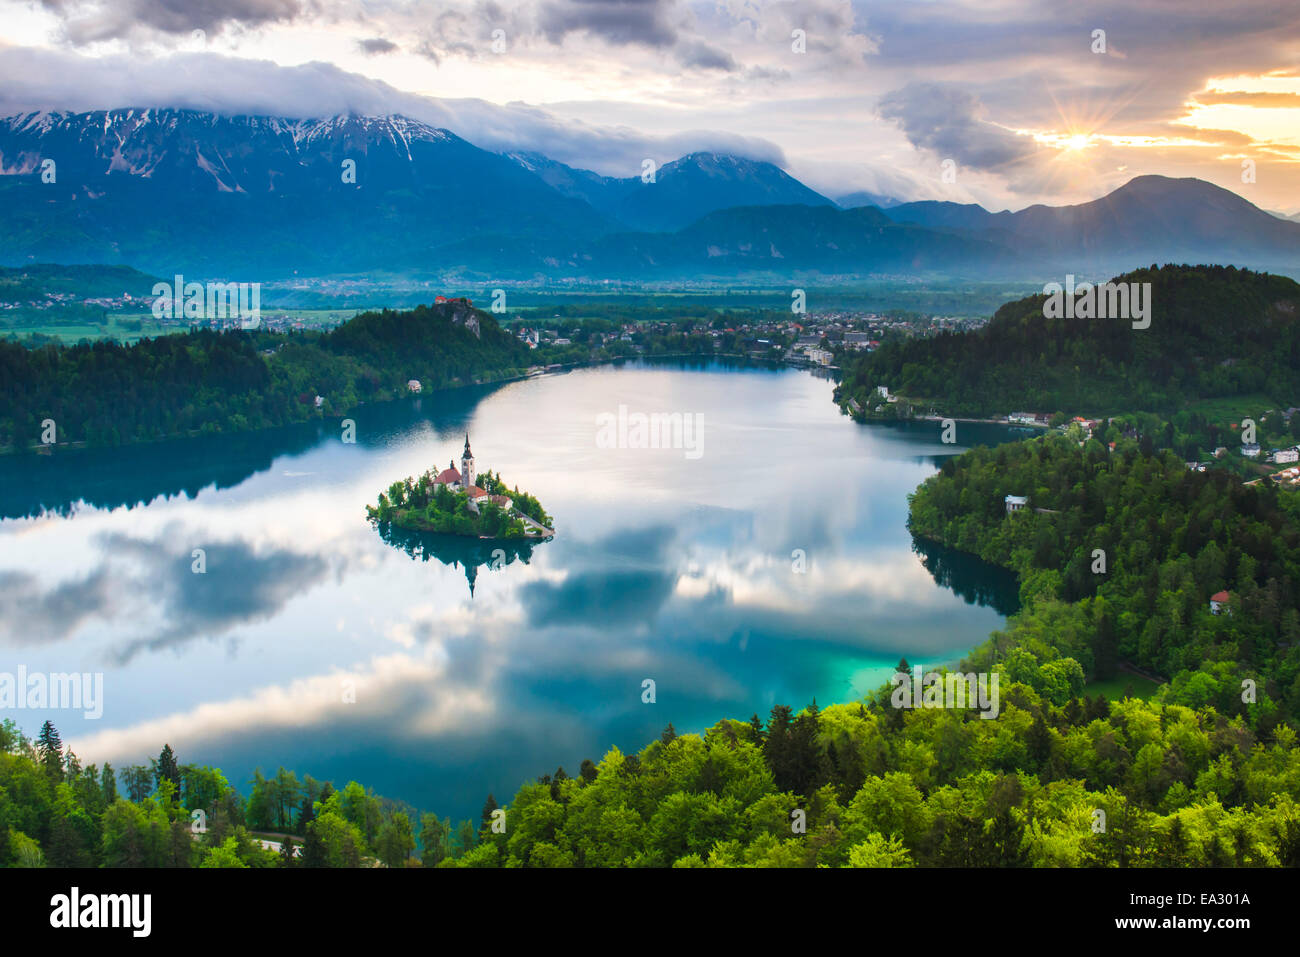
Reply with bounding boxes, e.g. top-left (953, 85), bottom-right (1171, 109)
top-left (1183, 393), bottom-right (1282, 424)
top-left (1083, 674), bottom-right (1163, 701)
